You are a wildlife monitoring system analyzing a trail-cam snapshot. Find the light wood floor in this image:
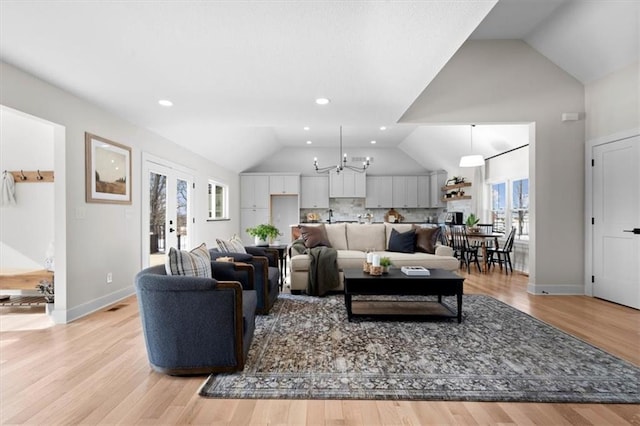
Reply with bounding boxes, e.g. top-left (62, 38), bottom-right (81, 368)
top-left (1, 270), bottom-right (639, 425)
